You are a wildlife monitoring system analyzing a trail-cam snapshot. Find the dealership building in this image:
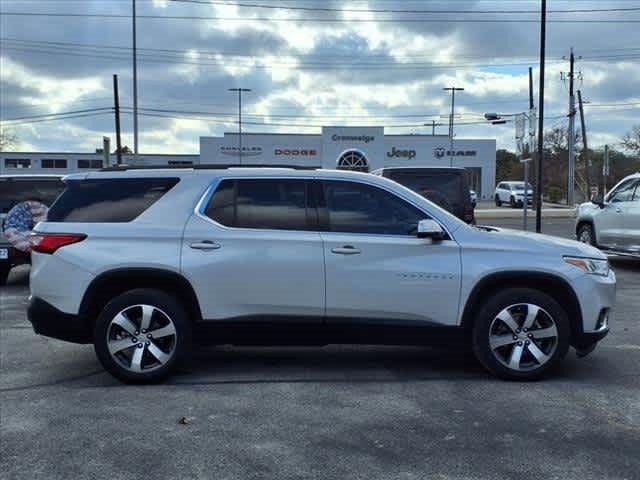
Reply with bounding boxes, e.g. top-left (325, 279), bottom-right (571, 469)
top-left (1, 126), bottom-right (496, 198)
